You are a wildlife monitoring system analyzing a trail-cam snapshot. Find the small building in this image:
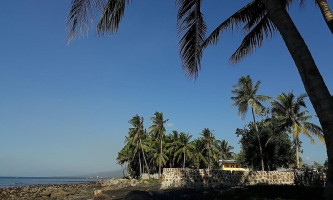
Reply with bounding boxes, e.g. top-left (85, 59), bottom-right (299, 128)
top-left (219, 159), bottom-right (248, 171)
